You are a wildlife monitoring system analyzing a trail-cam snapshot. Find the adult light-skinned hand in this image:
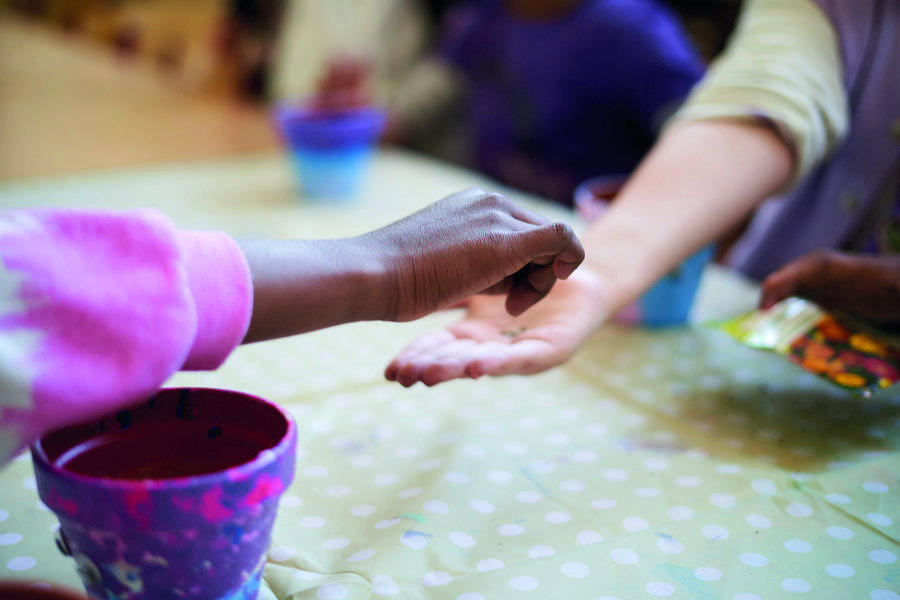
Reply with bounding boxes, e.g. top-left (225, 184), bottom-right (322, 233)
top-left (385, 268), bottom-right (606, 386)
